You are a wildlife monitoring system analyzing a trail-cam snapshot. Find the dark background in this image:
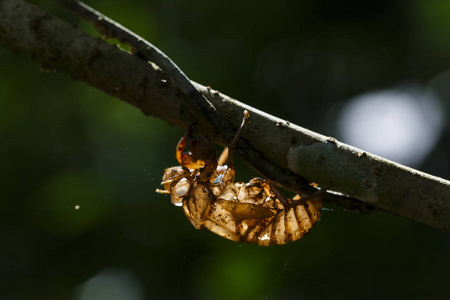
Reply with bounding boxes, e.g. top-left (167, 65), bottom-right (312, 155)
top-left (2, 0), bottom-right (450, 299)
